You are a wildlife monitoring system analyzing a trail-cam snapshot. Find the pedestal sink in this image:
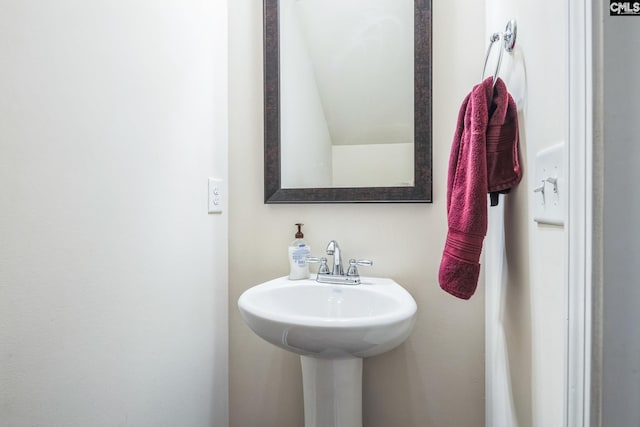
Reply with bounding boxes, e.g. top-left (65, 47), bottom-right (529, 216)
top-left (237, 276), bottom-right (417, 427)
